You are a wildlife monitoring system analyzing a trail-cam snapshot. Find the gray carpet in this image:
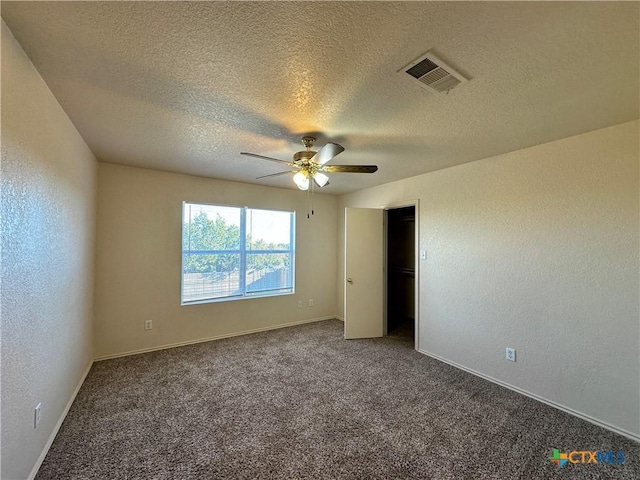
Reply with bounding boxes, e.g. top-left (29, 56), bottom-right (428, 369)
top-left (37, 319), bottom-right (638, 479)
